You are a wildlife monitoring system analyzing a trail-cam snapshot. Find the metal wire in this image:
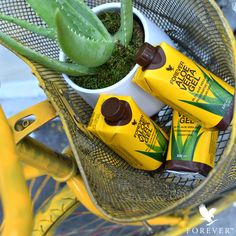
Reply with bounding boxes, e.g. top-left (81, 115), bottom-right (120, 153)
top-left (0, 0), bottom-right (235, 222)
